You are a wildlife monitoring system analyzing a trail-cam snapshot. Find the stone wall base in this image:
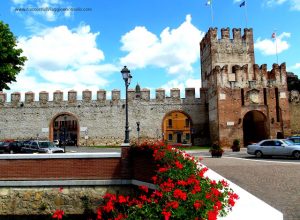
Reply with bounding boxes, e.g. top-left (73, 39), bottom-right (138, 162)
top-left (0, 185), bottom-right (134, 215)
